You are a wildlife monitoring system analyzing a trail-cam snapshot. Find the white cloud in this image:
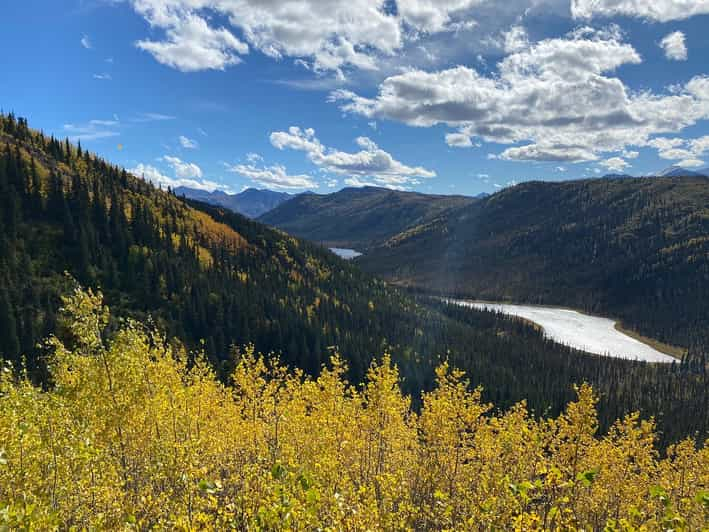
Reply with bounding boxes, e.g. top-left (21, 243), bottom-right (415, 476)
top-left (228, 163), bottom-right (317, 190)
top-left (270, 126), bottom-right (435, 187)
top-left (502, 25), bottom-right (529, 53)
top-left (245, 152), bottom-right (263, 163)
top-left (599, 156), bottom-right (630, 172)
top-left (162, 155), bottom-right (203, 179)
top-left (332, 28), bottom-right (709, 163)
top-left (446, 132), bottom-right (478, 148)
top-left (571, 0), bottom-right (709, 22)
top-left (499, 145), bottom-right (598, 163)
top-left (130, 163), bottom-right (229, 192)
top-left (63, 119), bottom-right (120, 141)
top-left (179, 135), bottom-right (198, 149)
top-left (135, 10), bottom-right (248, 72)
top-left (131, 112), bottom-right (176, 122)
top-left (677, 158), bottom-right (705, 168)
top-left (397, 0), bottom-right (483, 33)
top-left (81, 34), bottom-right (92, 49)
top-left (660, 31), bottom-right (687, 61)
top-left (128, 0), bottom-right (402, 75)
top-left (649, 135), bottom-right (709, 164)
top-left (125, 1), bottom-right (554, 75)
top-left (343, 175), bottom-right (403, 189)
top-left (93, 73), bottom-right (112, 80)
